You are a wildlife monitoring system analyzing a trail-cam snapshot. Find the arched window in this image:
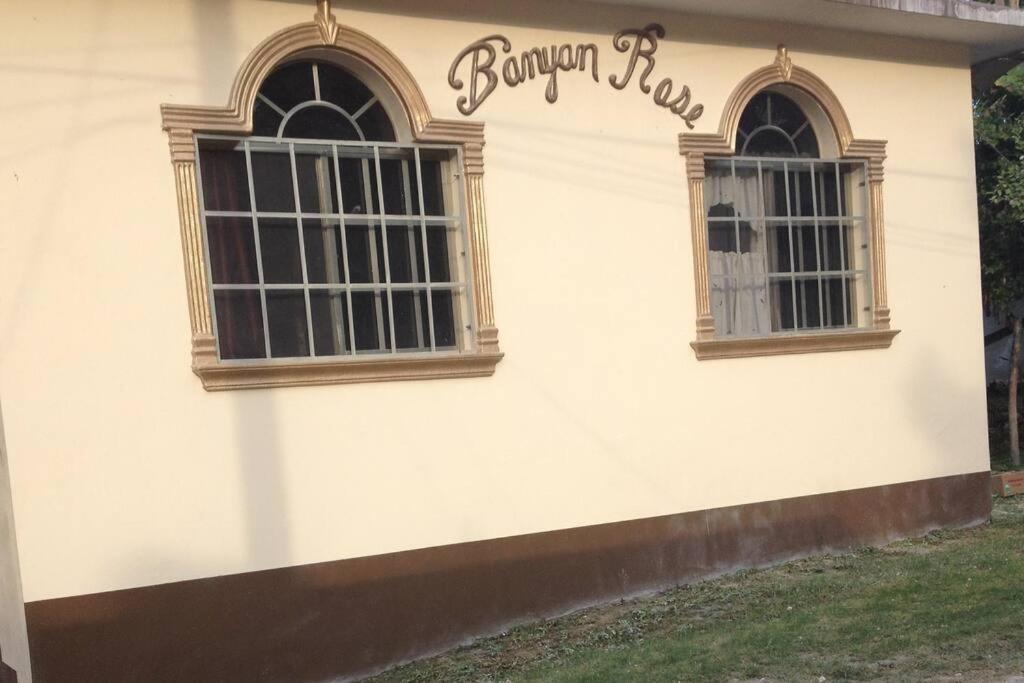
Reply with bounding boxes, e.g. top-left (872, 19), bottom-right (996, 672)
top-left (195, 59), bottom-right (471, 363)
top-left (704, 87), bottom-right (871, 339)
